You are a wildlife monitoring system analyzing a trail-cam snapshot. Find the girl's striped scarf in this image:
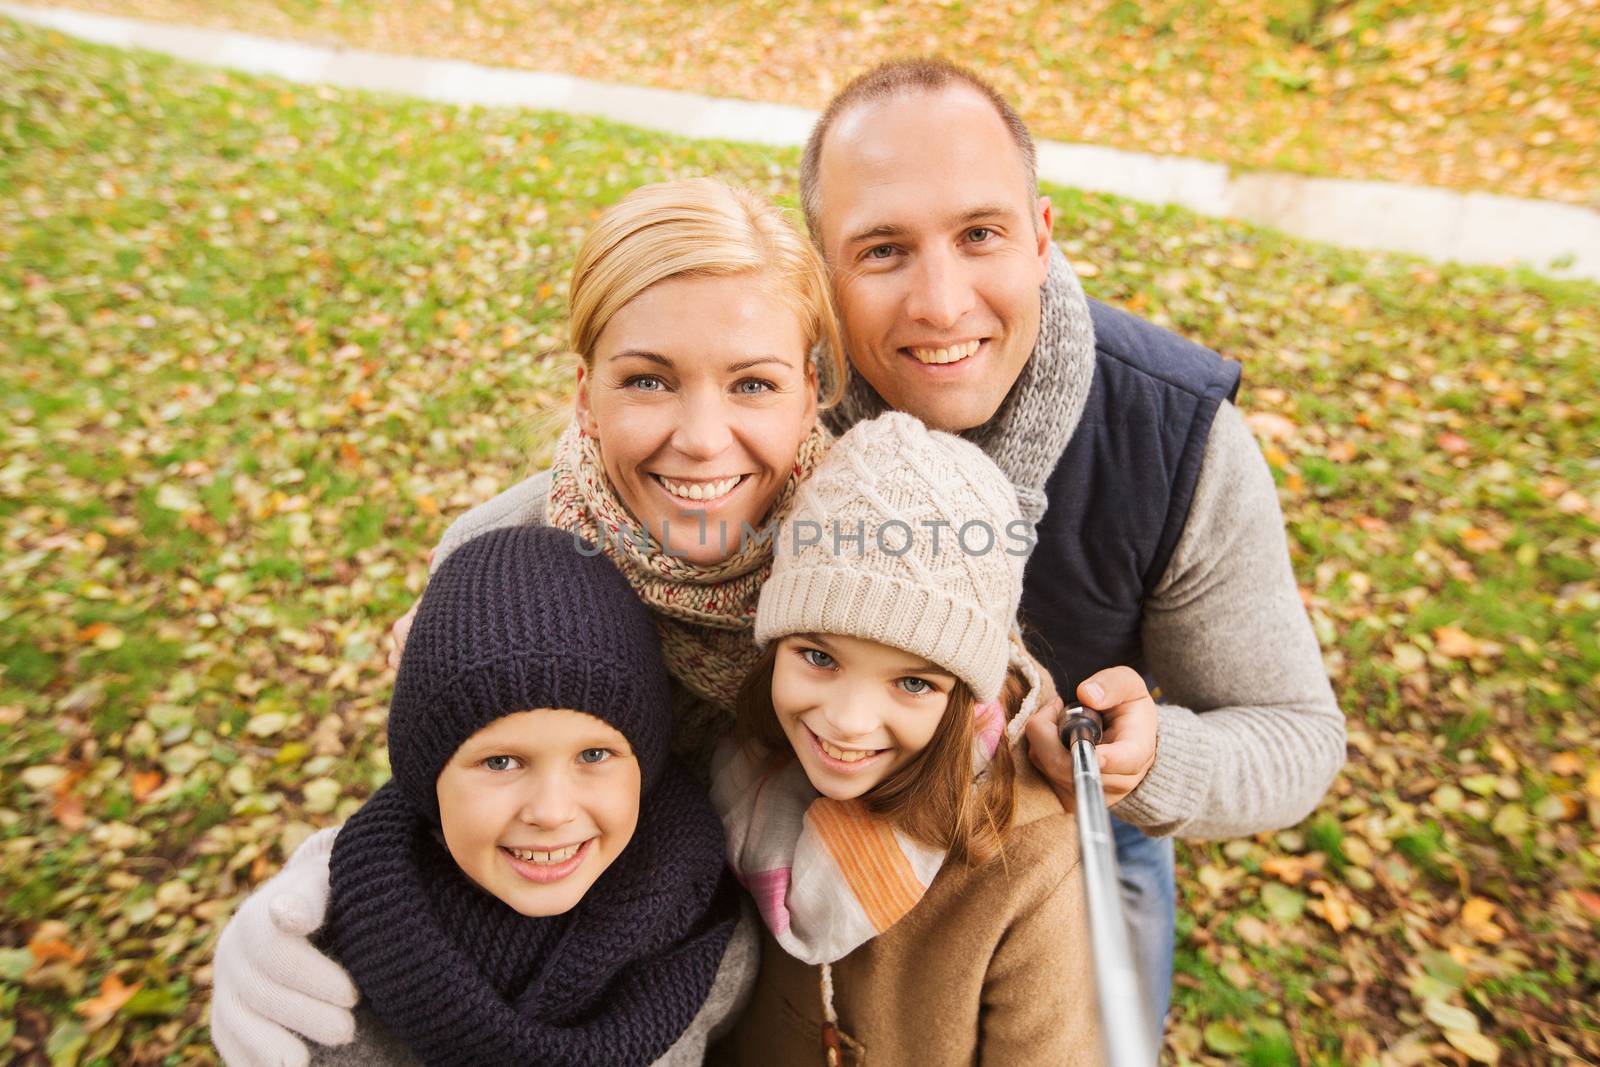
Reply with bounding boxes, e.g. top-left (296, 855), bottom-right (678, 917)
top-left (545, 419), bottom-right (832, 714)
